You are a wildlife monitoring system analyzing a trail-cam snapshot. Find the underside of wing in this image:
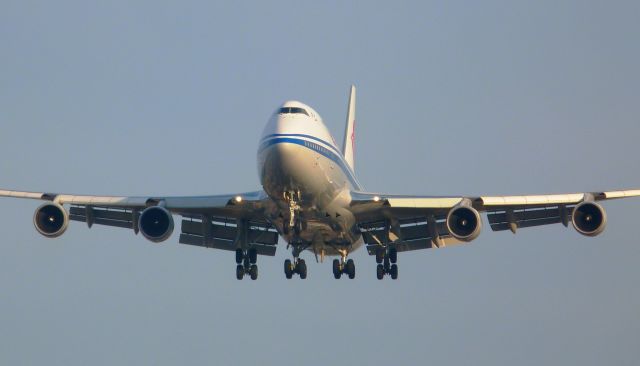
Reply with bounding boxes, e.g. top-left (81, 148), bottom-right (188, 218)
top-left (350, 189), bottom-right (640, 256)
top-left (478, 189), bottom-right (640, 235)
top-left (0, 188), bottom-right (280, 256)
top-left (350, 192), bottom-right (468, 255)
top-left (359, 214), bottom-right (465, 256)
